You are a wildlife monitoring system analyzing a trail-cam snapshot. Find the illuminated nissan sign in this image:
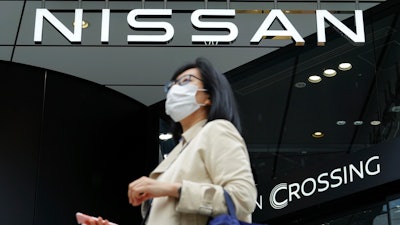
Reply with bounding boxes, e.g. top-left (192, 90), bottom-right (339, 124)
top-left (34, 8), bottom-right (365, 46)
top-left (269, 155), bottom-right (381, 210)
